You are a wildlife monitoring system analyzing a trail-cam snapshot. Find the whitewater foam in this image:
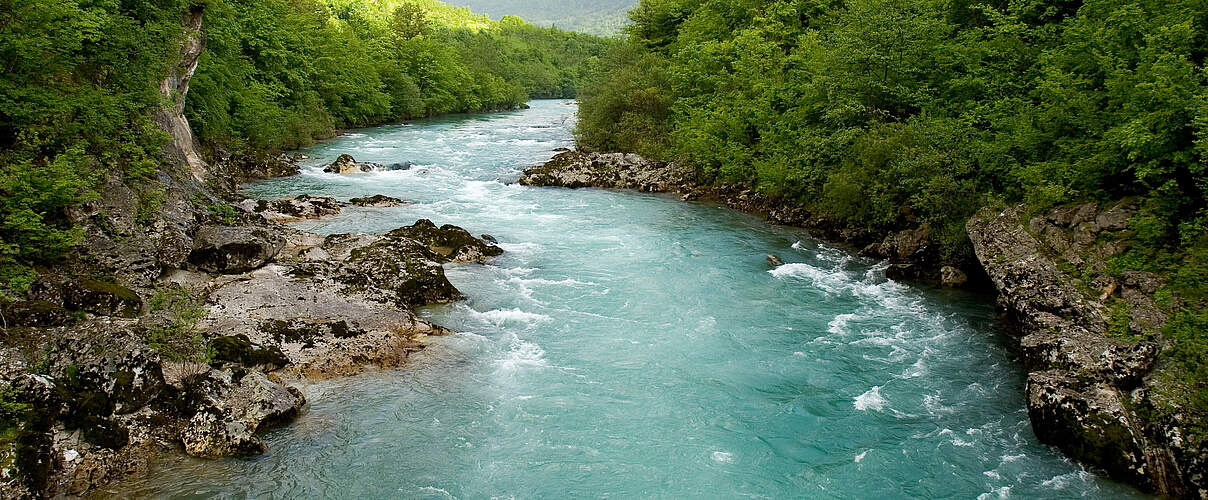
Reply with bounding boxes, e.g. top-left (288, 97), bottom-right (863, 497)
top-left (854, 386), bottom-right (888, 412)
